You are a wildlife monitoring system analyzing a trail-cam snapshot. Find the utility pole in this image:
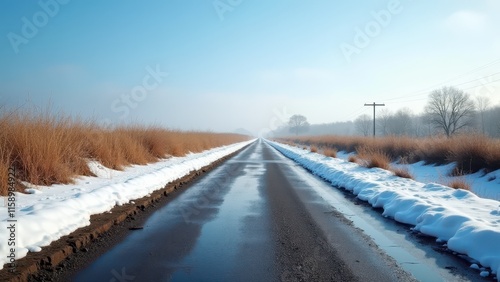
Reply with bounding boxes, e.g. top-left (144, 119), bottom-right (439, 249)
top-left (364, 102), bottom-right (385, 137)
